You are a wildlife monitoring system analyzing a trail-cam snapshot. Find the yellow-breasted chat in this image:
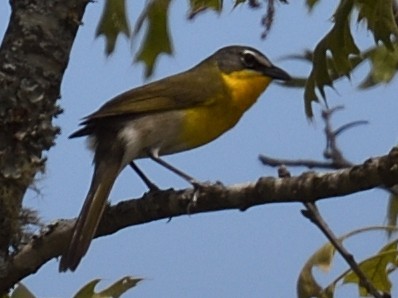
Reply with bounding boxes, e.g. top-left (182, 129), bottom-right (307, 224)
top-left (59, 45), bottom-right (291, 272)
